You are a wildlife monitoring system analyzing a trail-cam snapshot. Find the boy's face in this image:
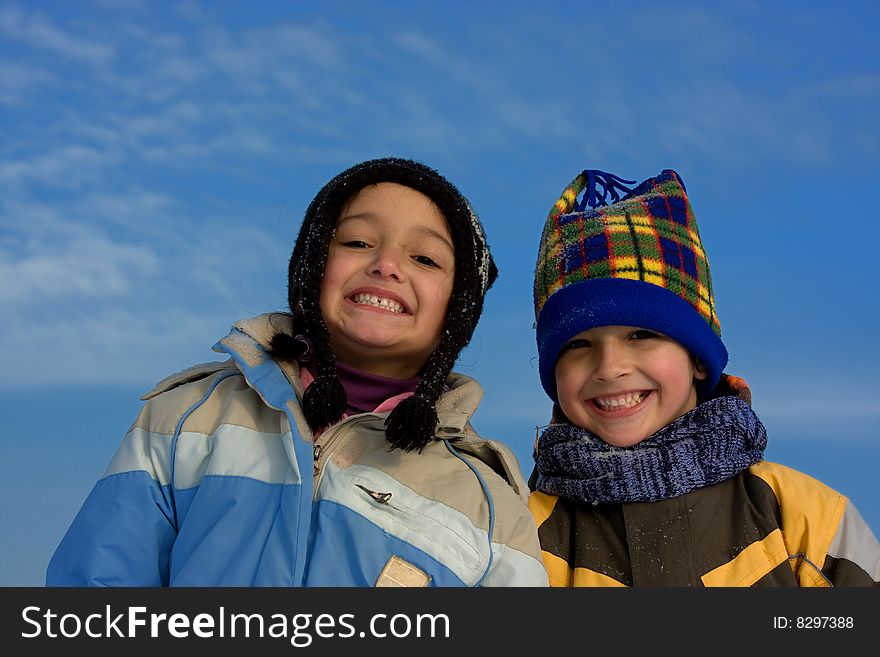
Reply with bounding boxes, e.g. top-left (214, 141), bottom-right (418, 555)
top-left (554, 325), bottom-right (707, 447)
top-left (320, 182), bottom-right (455, 378)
